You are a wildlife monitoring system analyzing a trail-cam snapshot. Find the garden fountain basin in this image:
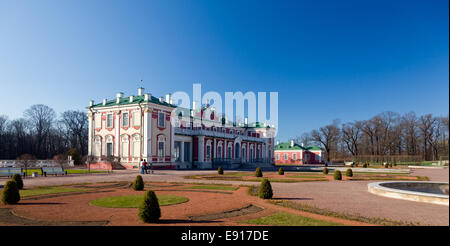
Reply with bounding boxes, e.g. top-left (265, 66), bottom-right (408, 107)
top-left (368, 181), bottom-right (449, 206)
